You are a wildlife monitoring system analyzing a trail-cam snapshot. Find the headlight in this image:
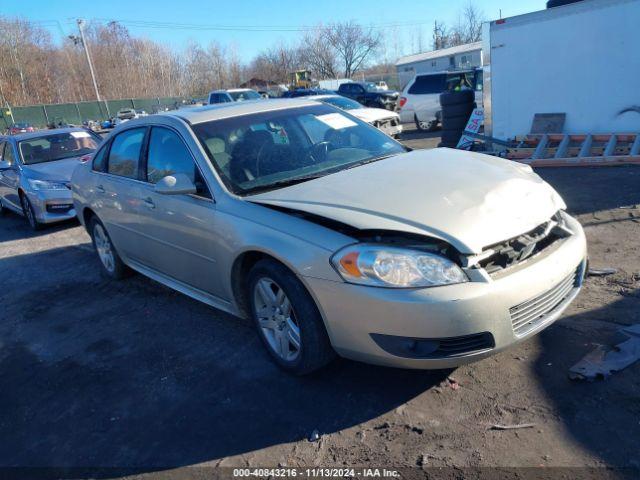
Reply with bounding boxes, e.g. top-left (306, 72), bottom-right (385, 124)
top-left (331, 244), bottom-right (468, 288)
top-left (28, 179), bottom-right (68, 191)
